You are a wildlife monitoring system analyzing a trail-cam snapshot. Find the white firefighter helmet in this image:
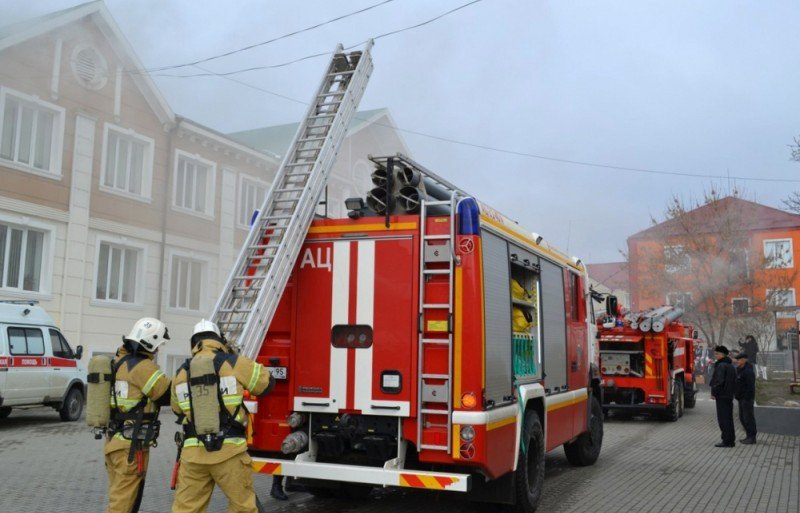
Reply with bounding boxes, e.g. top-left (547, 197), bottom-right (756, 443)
top-left (192, 319), bottom-right (224, 346)
top-left (125, 317), bottom-right (170, 353)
